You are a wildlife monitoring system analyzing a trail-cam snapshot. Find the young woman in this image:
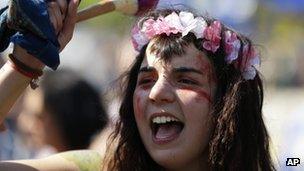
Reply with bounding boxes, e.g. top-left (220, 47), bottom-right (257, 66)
top-left (101, 9), bottom-right (275, 171)
top-left (0, 1), bottom-right (276, 170)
